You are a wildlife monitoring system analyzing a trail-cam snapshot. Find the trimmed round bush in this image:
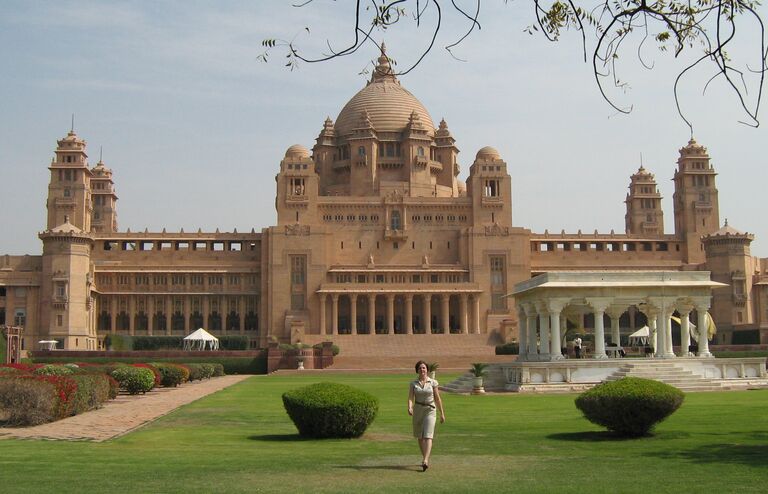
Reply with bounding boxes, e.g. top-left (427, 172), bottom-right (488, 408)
top-left (184, 363), bottom-right (211, 381)
top-left (282, 382), bottom-right (379, 438)
top-left (111, 367), bottom-right (155, 395)
top-left (132, 363), bottom-right (162, 387)
top-left (198, 363), bottom-right (216, 379)
top-left (152, 363), bottom-right (189, 387)
top-left (210, 363), bottom-right (225, 377)
top-left (70, 374), bottom-right (111, 414)
top-left (575, 377), bottom-right (685, 437)
top-left (34, 364), bottom-right (74, 376)
top-left (0, 378), bottom-right (57, 425)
